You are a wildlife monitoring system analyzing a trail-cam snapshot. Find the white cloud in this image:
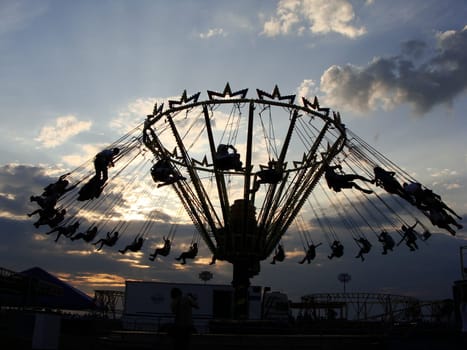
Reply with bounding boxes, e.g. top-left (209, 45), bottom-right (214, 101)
top-left (36, 115), bottom-right (92, 148)
top-left (445, 183), bottom-right (462, 190)
top-left (199, 28), bottom-right (227, 39)
top-left (428, 168), bottom-right (458, 178)
top-left (262, 0), bottom-right (367, 39)
top-left (110, 97), bottom-right (174, 134)
top-left (61, 144), bottom-right (101, 167)
top-left (296, 79), bottom-right (317, 99)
